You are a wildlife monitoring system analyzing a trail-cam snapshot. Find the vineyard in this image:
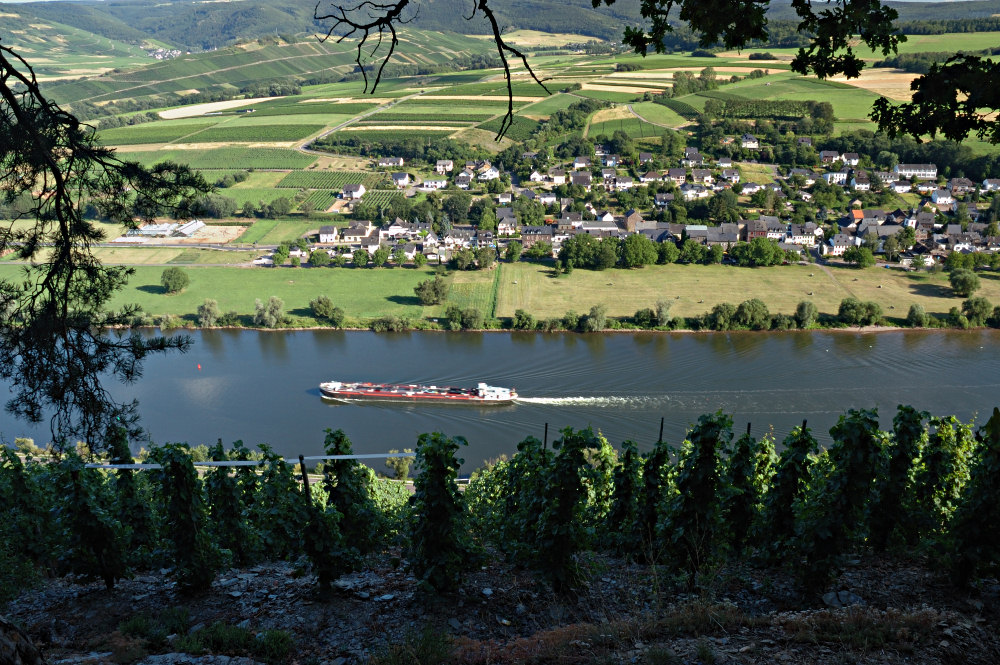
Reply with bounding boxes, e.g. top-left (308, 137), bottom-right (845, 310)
top-left (362, 190), bottom-right (405, 208)
top-left (97, 123), bottom-right (216, 146)
top-left (276, 171), bottom-right (385, 190)
top-left (476, 116), bottom-right (541, 141)
top-left (300, 190), bottom-right (338, 212)
top-left (2, 406), bottom-right (999, 610)
top-left (183, 124), bottom-right (326, 143)
top-left (118, 147), bottom-right (318, 170)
